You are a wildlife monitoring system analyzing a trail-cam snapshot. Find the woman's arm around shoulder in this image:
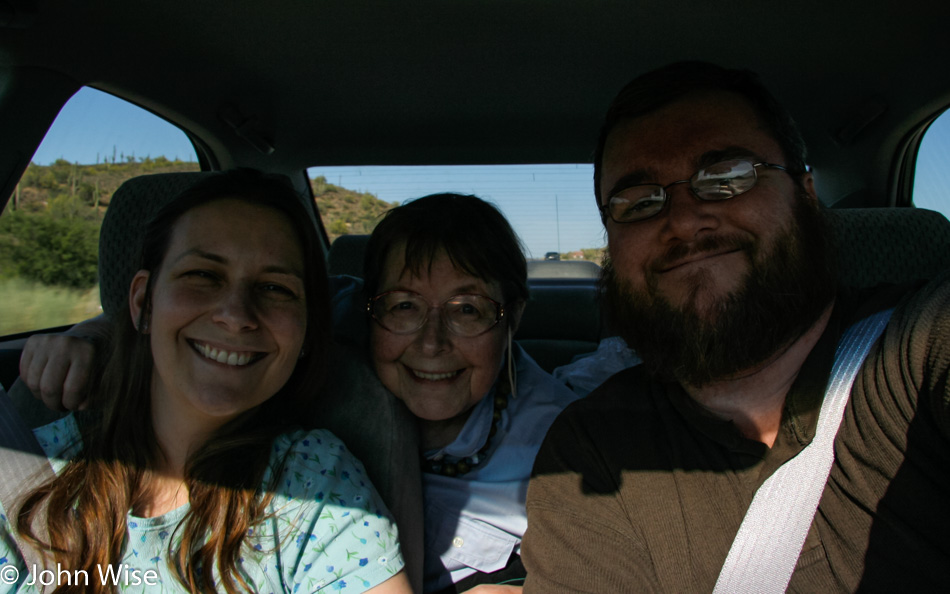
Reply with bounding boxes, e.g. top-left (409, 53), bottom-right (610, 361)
top-left (19, 314), bottom-right (109, 411)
